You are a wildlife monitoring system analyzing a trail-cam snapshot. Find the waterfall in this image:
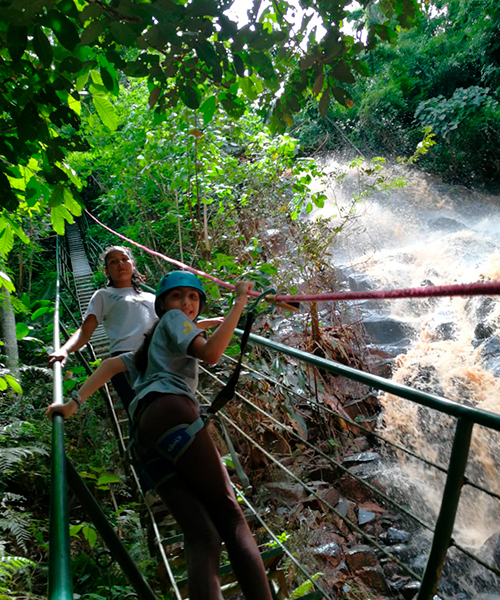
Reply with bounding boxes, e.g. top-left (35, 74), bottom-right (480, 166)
top-left (310, 153), bottom-right (500, 592)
